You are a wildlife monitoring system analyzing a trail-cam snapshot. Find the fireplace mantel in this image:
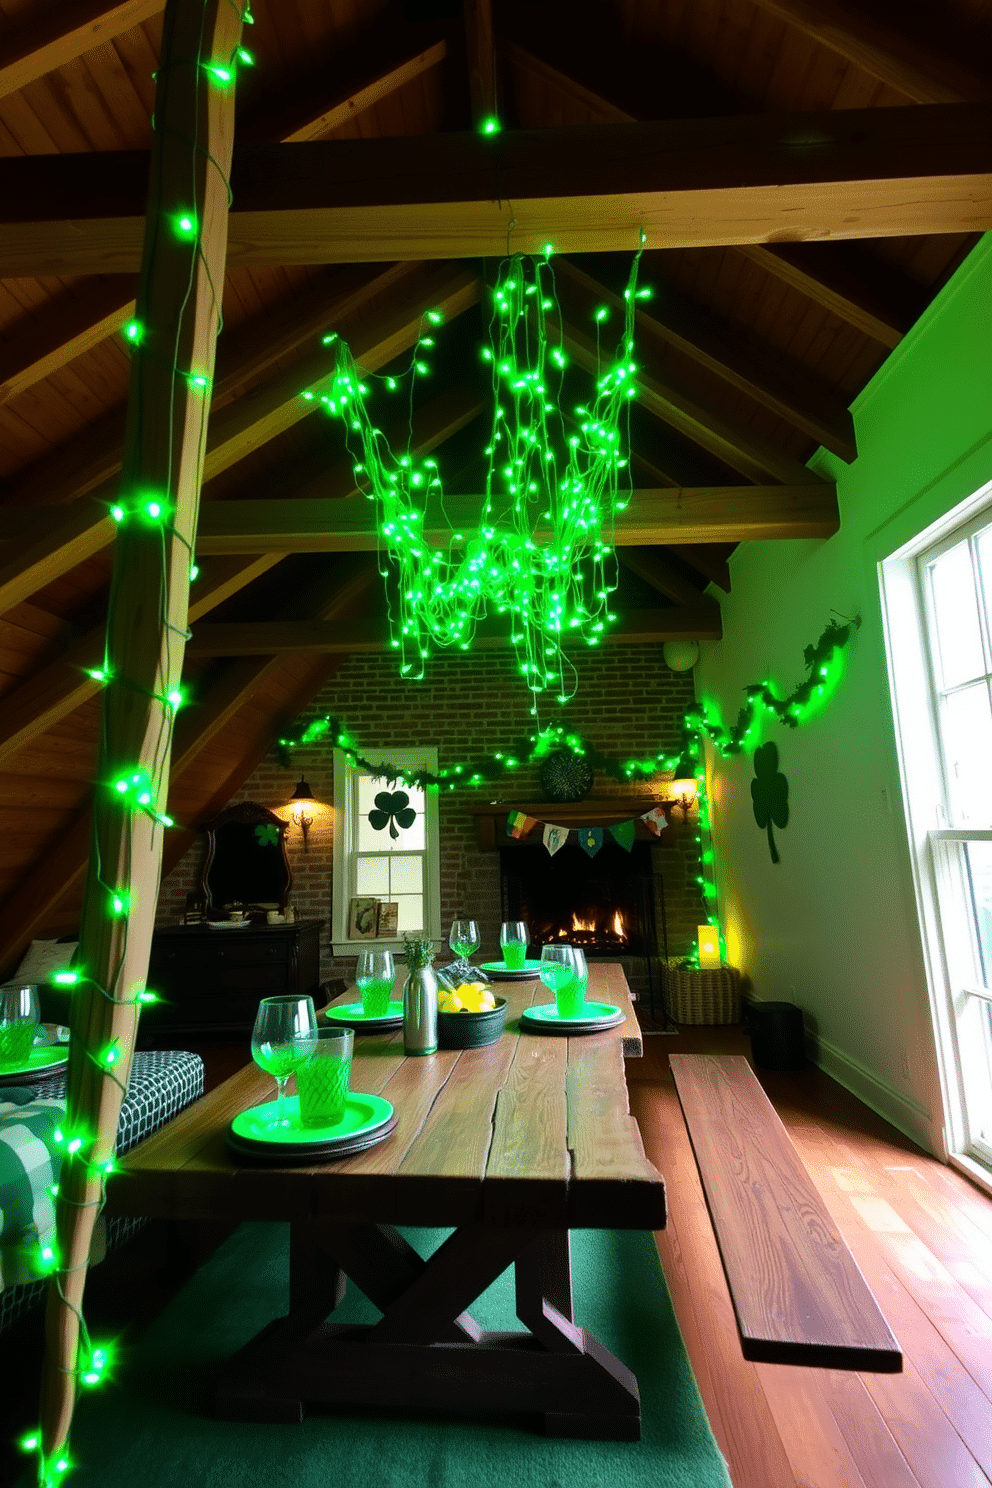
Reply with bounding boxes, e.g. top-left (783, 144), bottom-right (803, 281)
top-left (467, 798), bottom-right (679, 850)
